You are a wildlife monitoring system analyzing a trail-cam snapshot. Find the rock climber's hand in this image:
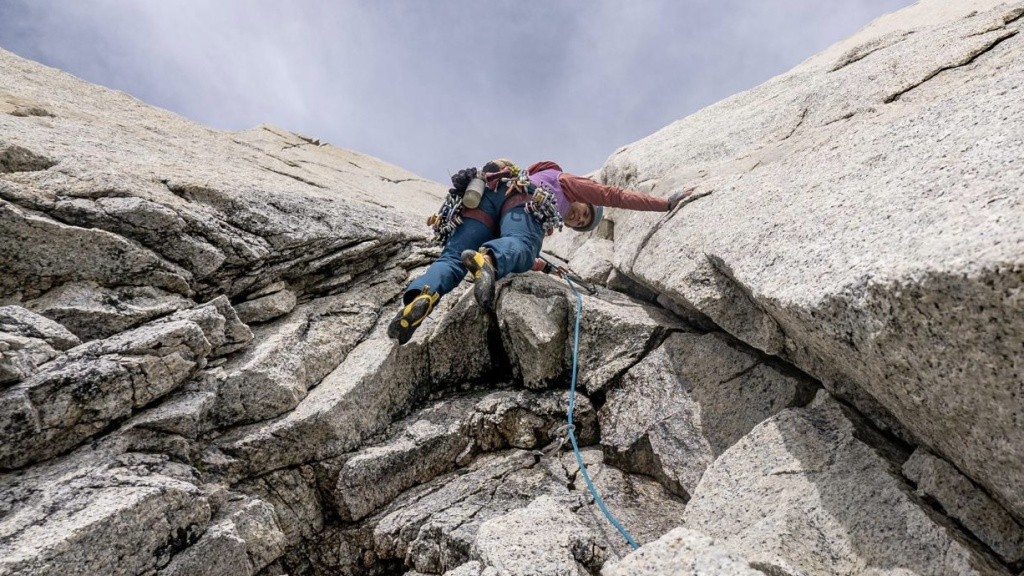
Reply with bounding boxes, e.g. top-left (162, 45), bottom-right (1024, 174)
top-left (667, 187), bottom-right (711, 210)
top-left (531, 258), bottom-right (563, 277)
